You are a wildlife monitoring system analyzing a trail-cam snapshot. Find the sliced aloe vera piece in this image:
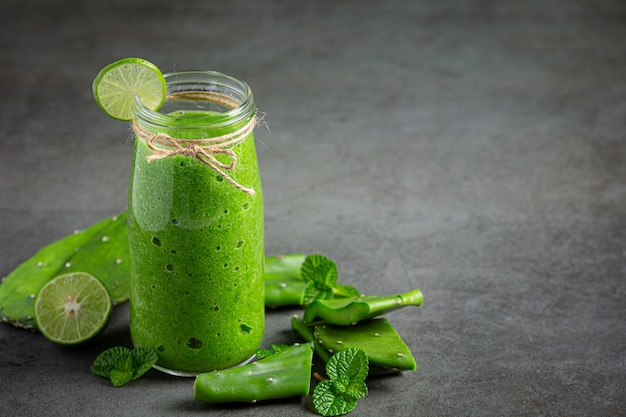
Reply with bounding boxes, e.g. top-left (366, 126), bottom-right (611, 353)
top-left (194, 343), bottom-right (314, 403)
top-left (314, 318), bottom-right (416, 372)
top-left (263, 253), bottom-right (306, 307)
top-left (292, 315), bottom-right (416, 374)
top-left (303, 288), bottom-right (423, 325)
top-left (264, 253), bottom-right (305, 281)
top-left (265, 279), bottom-right (305, 307)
